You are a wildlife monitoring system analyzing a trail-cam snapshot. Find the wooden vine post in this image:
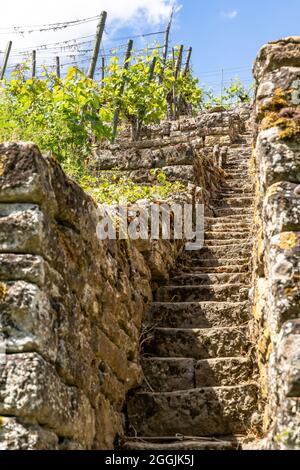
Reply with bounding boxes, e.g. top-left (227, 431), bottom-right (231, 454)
top-left (101, 57), bottom-right (105, 88)
top-left (173, 44), bottom-right (183, 119)
top-left (87, 11), bottom-right (107, 79)
top-left (32, 50), bottom-right (36, 78)
top-left (56, 56), bottom-right (61, 78)
top-left (111, 39), bottom-right (133, 144)
top-left (0, 41), bottom-right (12, 80)
top-left (159, 7), bottom-right (174, 84)
top-left (183, 47), bottom-right (192, 76)
top-left (135, 56), bottom-right (158, 141)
